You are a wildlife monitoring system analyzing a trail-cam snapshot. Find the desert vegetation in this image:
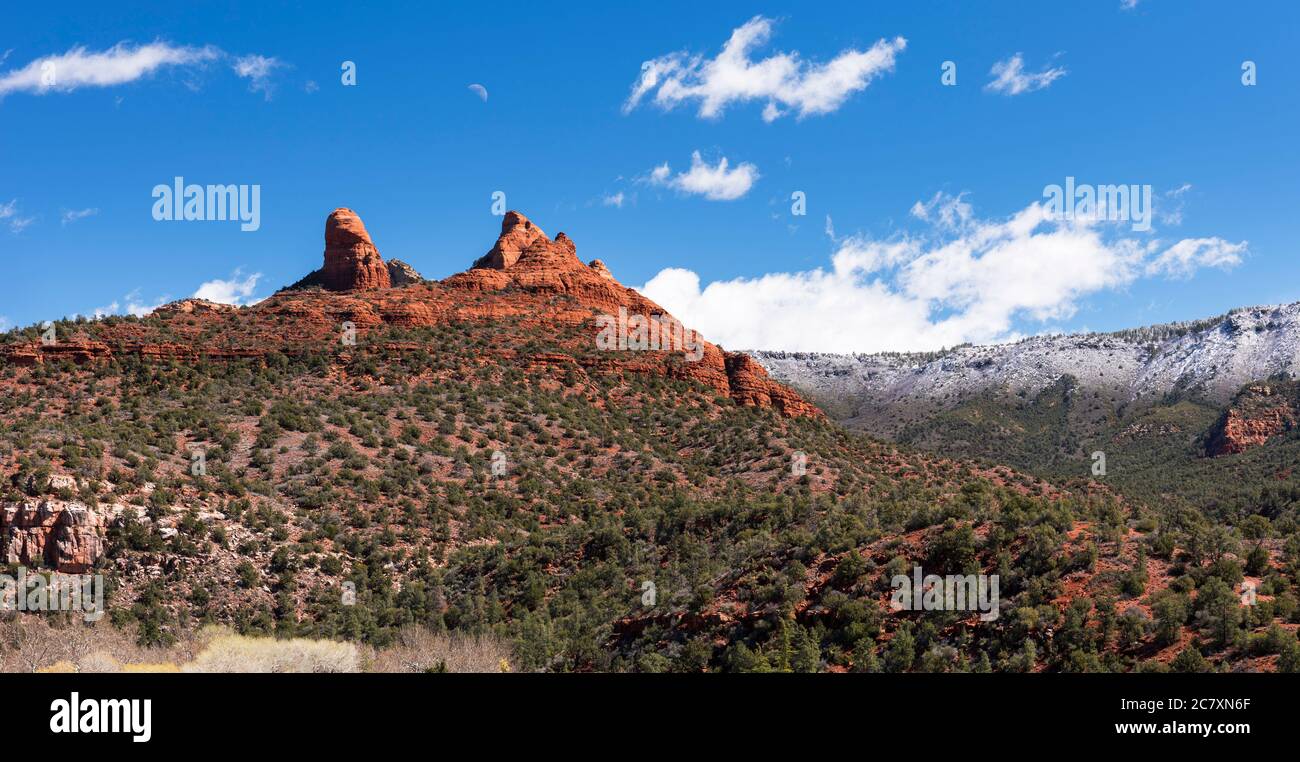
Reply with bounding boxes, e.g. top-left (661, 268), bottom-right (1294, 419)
top-left (2, 287), bottom-right (1297, 673)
